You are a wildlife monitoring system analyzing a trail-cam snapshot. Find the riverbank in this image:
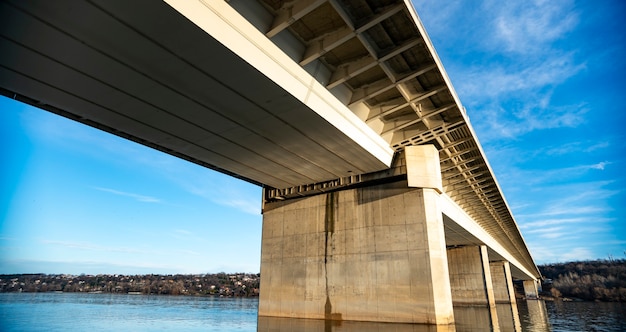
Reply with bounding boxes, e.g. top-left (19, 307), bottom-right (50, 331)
top-left (0, 272), bottom-right (260, 297)
top-left (539, 259), bottom-right (626, 302)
